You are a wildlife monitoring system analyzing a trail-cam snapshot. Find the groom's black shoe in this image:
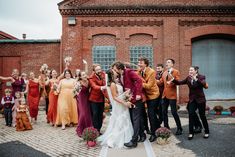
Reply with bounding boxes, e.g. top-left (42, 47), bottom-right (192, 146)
top-left (138, 135), bottom-right (146, 142)
top-left (149, 135), bottom-right (157, 142)
top-left (124, 141), bottom-right (137, 148)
